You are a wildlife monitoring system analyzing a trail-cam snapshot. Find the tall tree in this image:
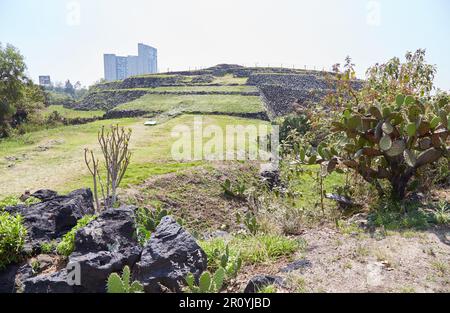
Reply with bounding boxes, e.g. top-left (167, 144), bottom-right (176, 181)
top-left (64, 80), bottom-right (75, 97)
top-left (0, 43), bottom-right (27, 137)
